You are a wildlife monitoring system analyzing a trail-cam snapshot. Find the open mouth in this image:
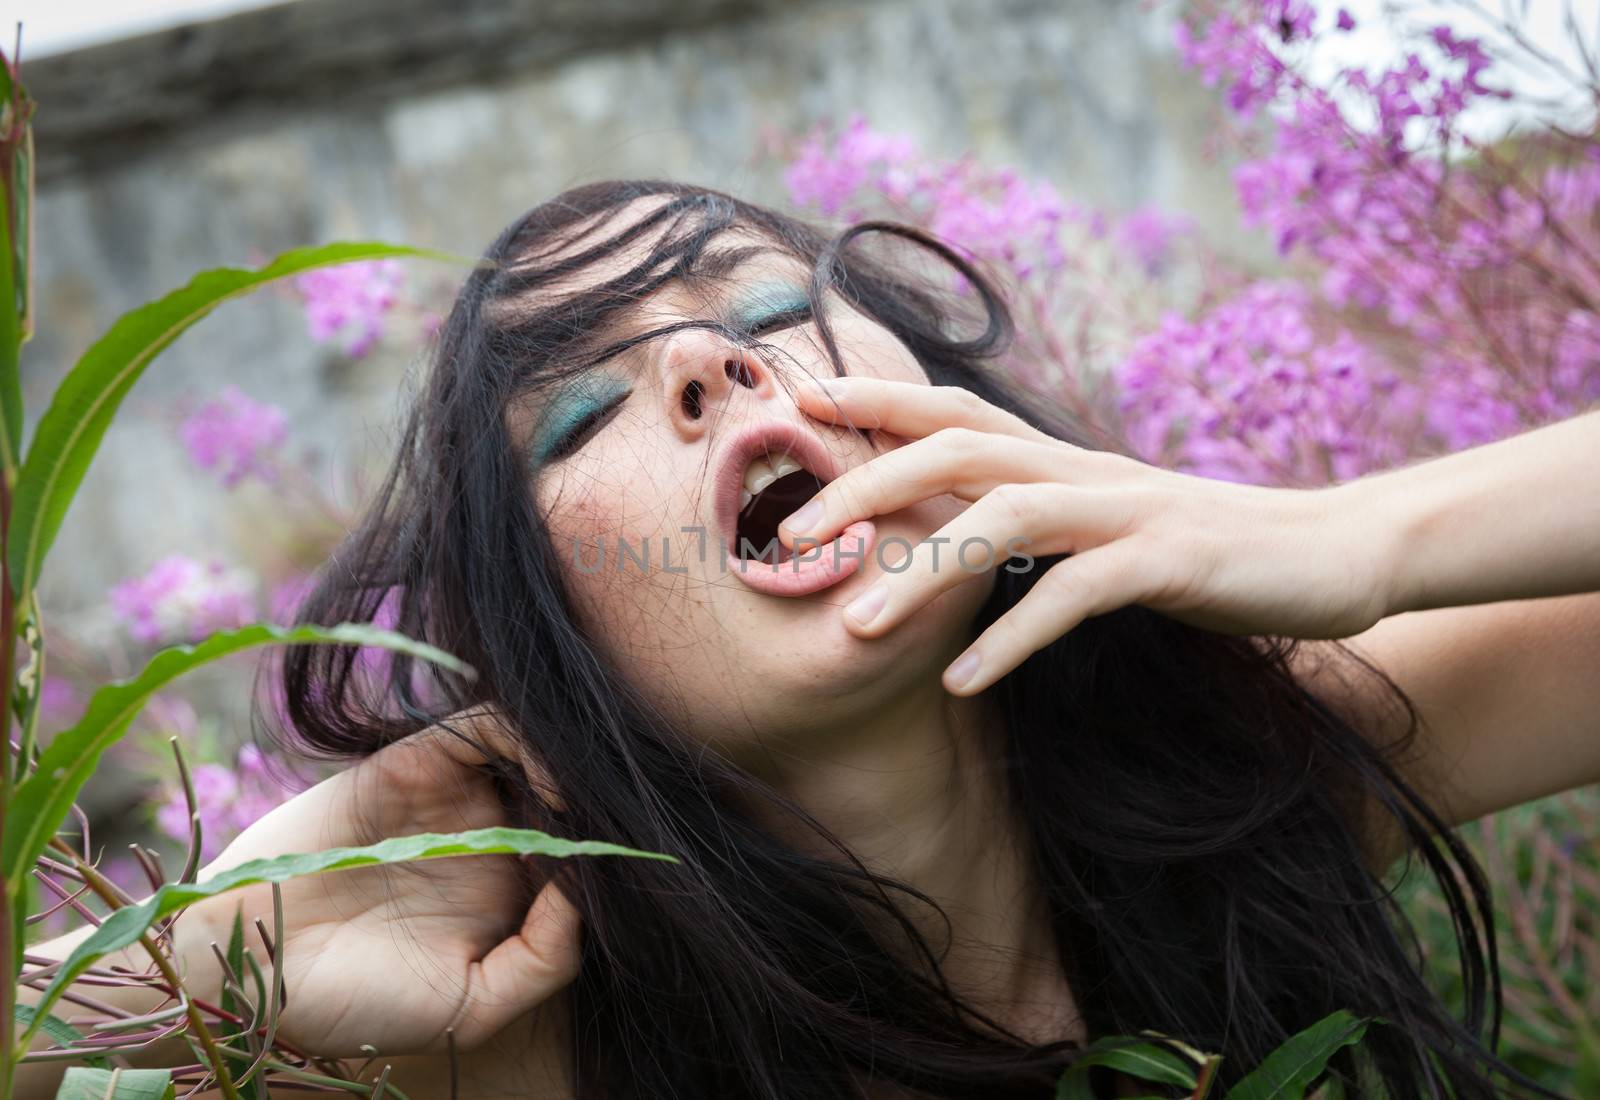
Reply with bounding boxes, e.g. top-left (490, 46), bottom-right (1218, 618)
top-left (715, 420), bottom-right (875, 597)
top-left (735, 451), bottom-right (826, 564)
